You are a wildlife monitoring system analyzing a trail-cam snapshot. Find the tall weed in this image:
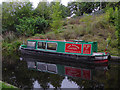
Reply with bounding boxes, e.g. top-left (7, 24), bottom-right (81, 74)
top-left (2, 31), bottom-right (16, 42)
